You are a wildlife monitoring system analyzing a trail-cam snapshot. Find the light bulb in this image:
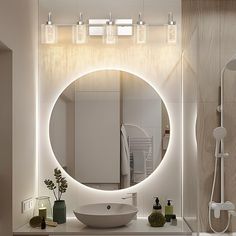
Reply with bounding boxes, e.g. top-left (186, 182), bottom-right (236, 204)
top-left (136, 13), bottom-right (147, 44)
top-left (103, 13), bottom-right (117, 44)
top-left (41, 12), bottom-right (58, 44)
top-left (72, 13), bottom-right (87, 44)
top-left (167, 12), bottom-right (177, 44)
